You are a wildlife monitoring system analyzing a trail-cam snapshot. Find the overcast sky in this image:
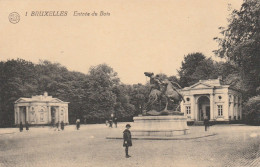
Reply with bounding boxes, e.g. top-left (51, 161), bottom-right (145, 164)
top-left (0, 0), bottom-right (243, 84)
